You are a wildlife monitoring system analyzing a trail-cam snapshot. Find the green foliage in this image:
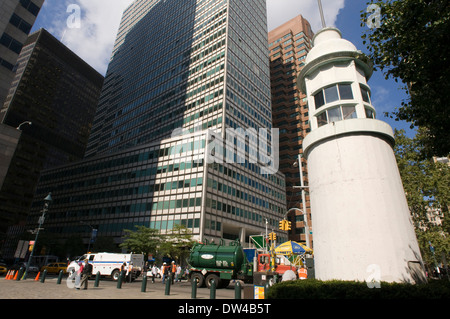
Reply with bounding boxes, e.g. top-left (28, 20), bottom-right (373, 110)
top-left (159, 224), bottom-right (196, 265)
top-left (119, 225), bottom-right (196, 264)
top-left (267, 279), bottom-right (450, 299)
top-left (119, 226), bottom-right (161, 257)
top-left (394, 129), bottom-right (450, 266)
top-left (361, 0), bottom-right (450, 157)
